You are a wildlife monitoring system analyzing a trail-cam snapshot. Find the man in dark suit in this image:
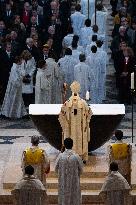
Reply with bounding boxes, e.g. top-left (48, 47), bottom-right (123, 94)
top-left (2, 3), bottom-right (14, 27)
top-left (25, 37), bottom-right (41, 62)
top-left (0, 42), bottom-right (15, 104)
